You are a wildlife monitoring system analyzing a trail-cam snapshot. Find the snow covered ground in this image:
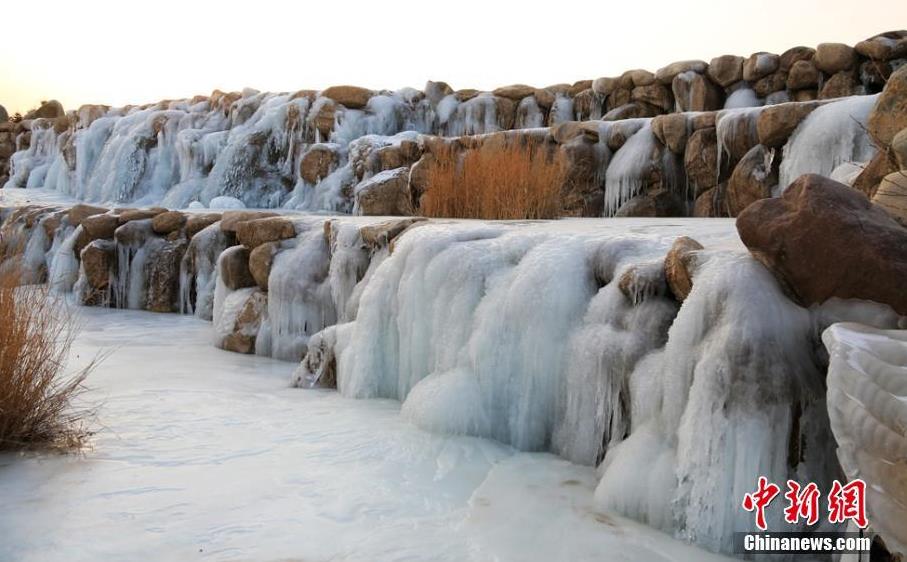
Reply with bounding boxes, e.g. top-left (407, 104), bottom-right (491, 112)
top-left (0, 307), bottom-right (732, 562)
